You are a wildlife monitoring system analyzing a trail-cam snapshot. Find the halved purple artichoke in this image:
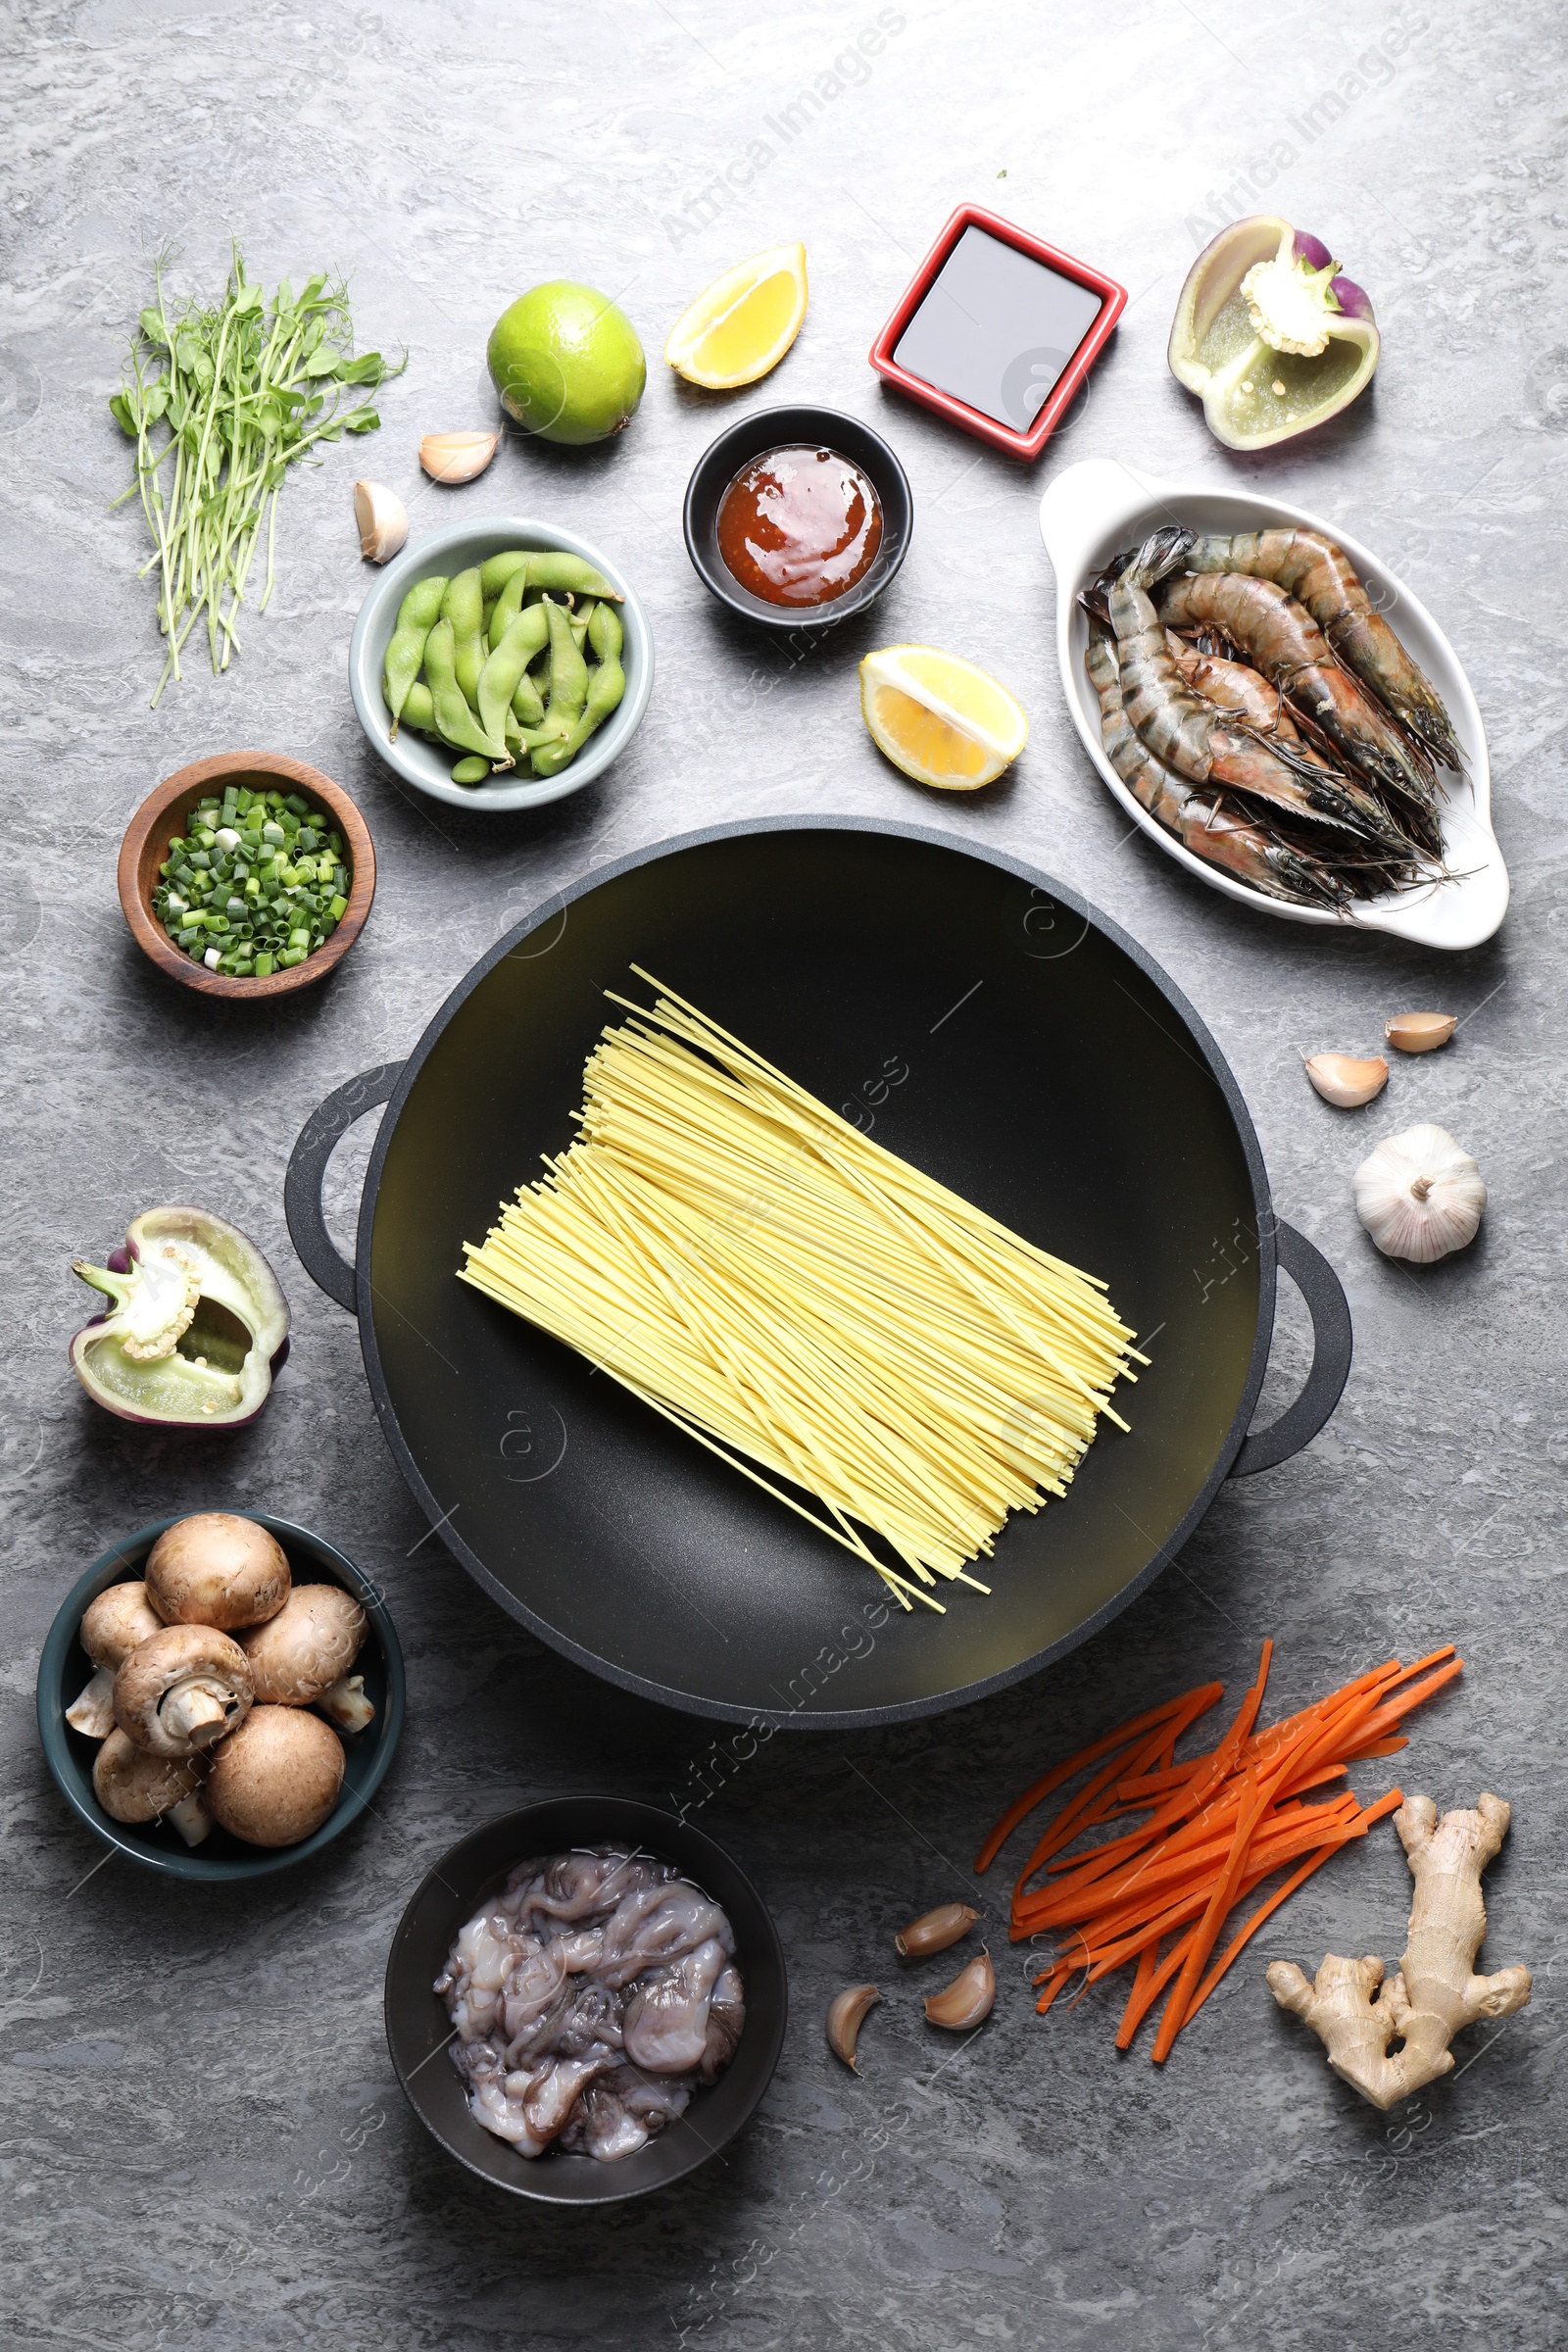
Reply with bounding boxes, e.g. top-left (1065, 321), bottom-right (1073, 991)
top-left (1168, 217), bottom-right (1379, 452)
top-left (71, 1205), bottom-right (290, 1429)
